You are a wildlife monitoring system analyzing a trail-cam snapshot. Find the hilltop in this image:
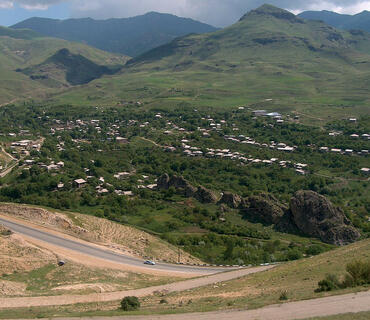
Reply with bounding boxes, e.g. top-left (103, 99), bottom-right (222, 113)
top-left (54, 4), bottom-right (370, 120)
top-left (0, 25), bottom-right (128, 105)
top-left (11, 12), bottom-right (218, 57)
top-left (299, 10), bottom-right (370, 33)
